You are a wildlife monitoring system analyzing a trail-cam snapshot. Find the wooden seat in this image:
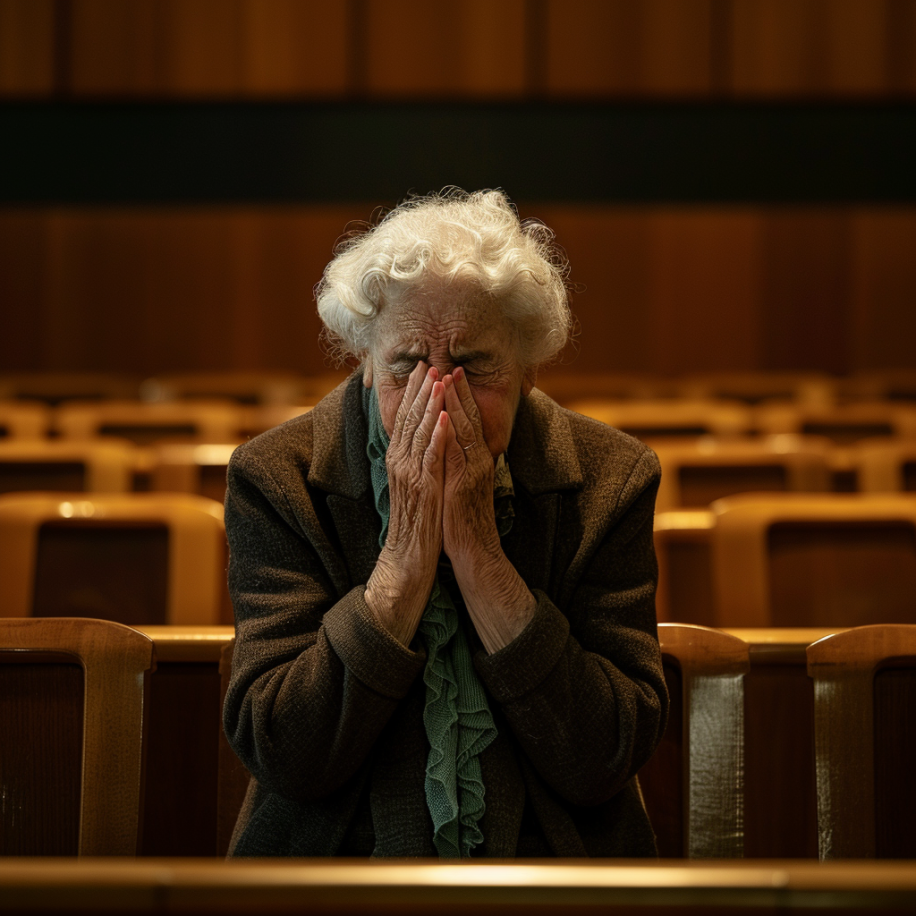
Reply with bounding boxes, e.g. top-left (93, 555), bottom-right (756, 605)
top-left (0, 617), bottom-right (155, 855)
top-left (0, 401), bottom-right (51, 439)
top-left (853, 439), bottom-right (916, 492)
top-left (55, 399), bottom-right (242, 446)
top-left (807, 625), bottom-right (916, 858)
top-left (149, 443), bottom-right (239, 504)
top-left (0, 492), bottom-right (229, 625)
top-left (840, 369), bottom-right (916, 404)
top-left (0, 439), bottom-right (136, 493)
top-left (654, 436), bottom-right (833, 511)
top-left (678, 371), bottom-right (836, 407)
top-left (0, 373), bottom-right (140, 405)
top-left (639, 623), bottom-right (750, 858)
top-left (654, 509), bottom-right (716, 625)
top-left (139, 371), bottom-right (306, 405)
top-left (535, 373), bottom-right (673, 406)
top-left (711, 493), bottom-right (916, 627)
top-left (756, 401), bottom-right (916, 445)
top-left (568, 399), bottom-right (753, 443)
